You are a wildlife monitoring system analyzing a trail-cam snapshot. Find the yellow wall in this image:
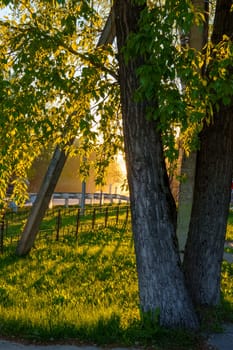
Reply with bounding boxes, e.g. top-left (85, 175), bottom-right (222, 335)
top-left (29, 153), bottom-right (127, 195)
